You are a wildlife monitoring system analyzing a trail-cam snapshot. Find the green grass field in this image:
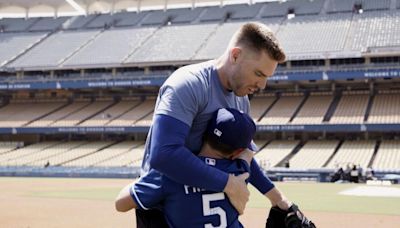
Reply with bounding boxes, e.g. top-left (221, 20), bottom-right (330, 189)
top-left (249, 183), bottom-right (400, 215)
top-left (3, 178), bottom-right (400, 228)
top-left (24, 180), bottom-right (400, 216)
